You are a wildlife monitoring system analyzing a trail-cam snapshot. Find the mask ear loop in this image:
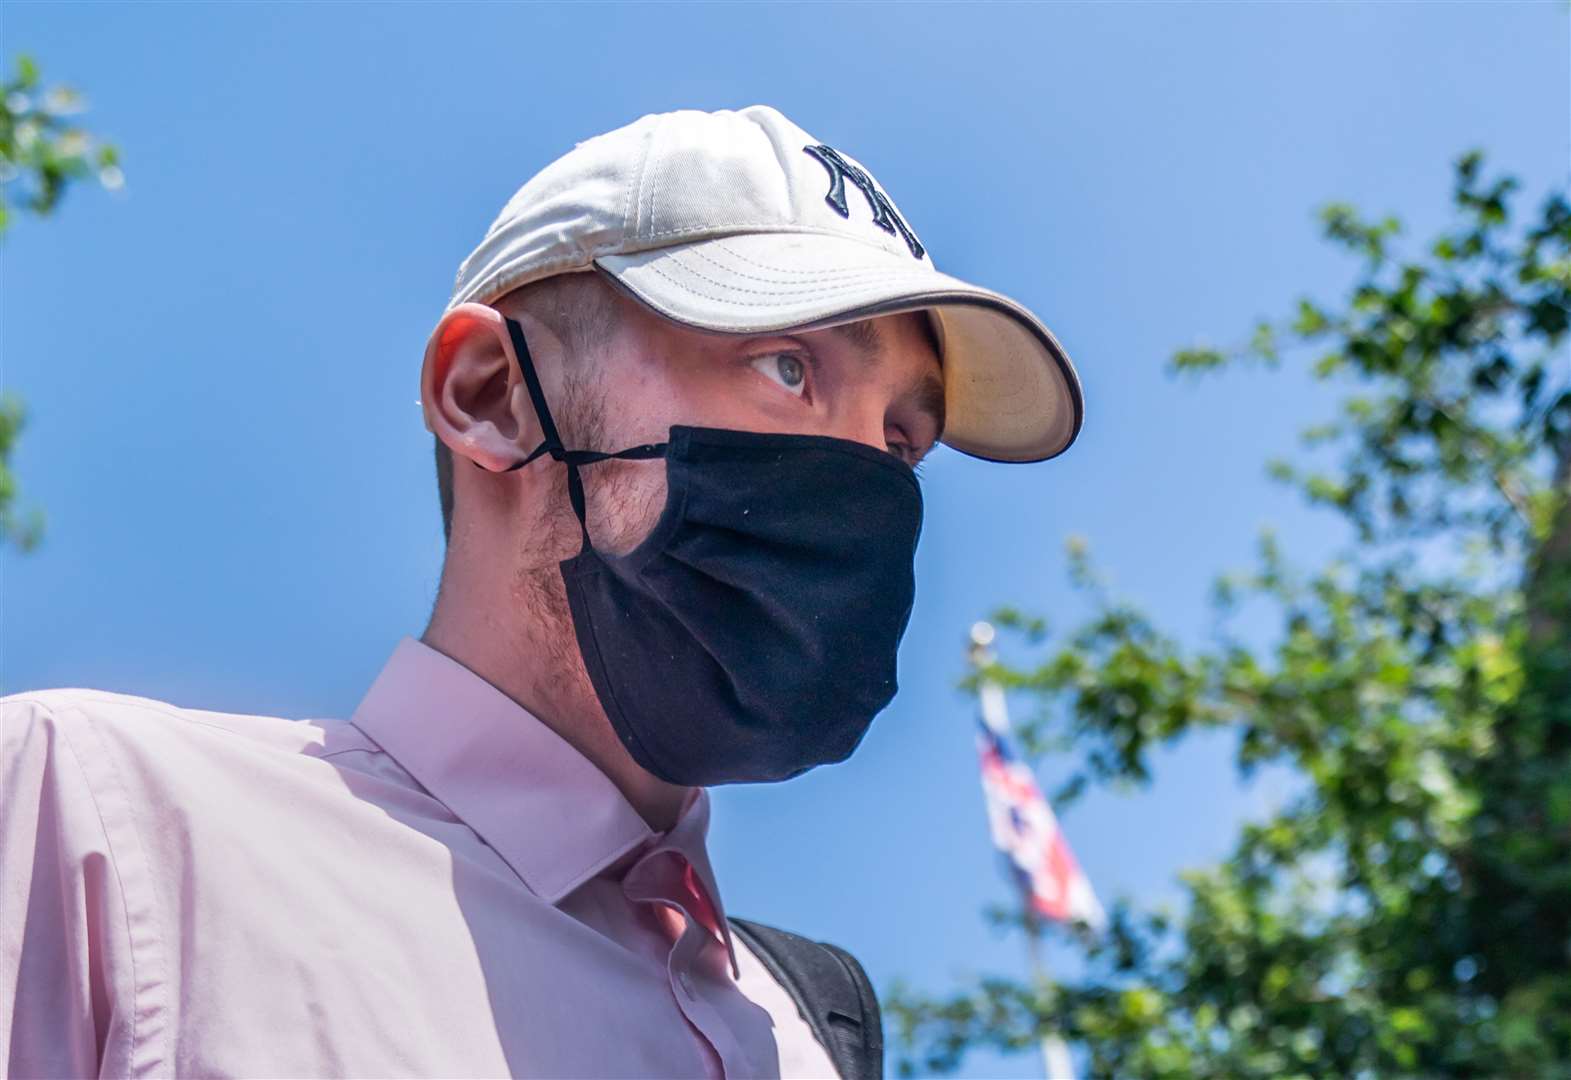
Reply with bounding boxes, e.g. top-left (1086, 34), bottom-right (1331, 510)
top-left (468, 316), bottom-right (667, 552)
top-left (500, 317), bottom-right (592, 544)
